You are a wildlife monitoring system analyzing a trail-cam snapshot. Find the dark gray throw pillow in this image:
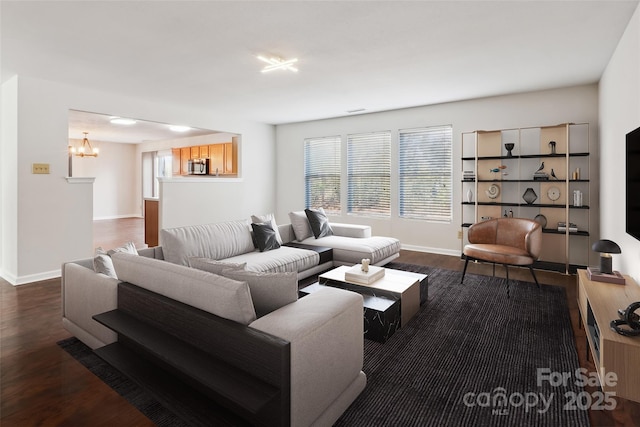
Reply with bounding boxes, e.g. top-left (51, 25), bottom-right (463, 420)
top-left (251, 222), bottom-right (281, 252)
top-left (305, 208), bottom-right (333, 239)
